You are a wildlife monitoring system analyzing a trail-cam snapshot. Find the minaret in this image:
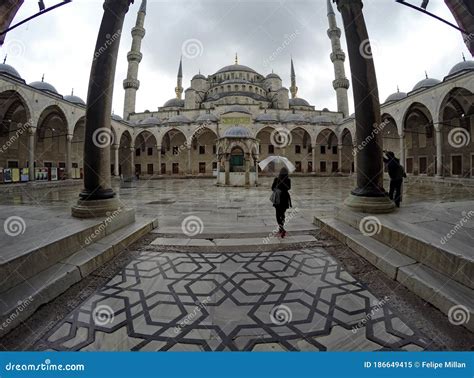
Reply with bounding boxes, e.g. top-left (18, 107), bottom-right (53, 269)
top-left (290, 57), bottom-right (298, 99)
top-left (123, 0), bottom-right (147, 120)
top-left (175, 57), bottom-right (183, 99)
top-left (327, 0), bottom-right (350, 117)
